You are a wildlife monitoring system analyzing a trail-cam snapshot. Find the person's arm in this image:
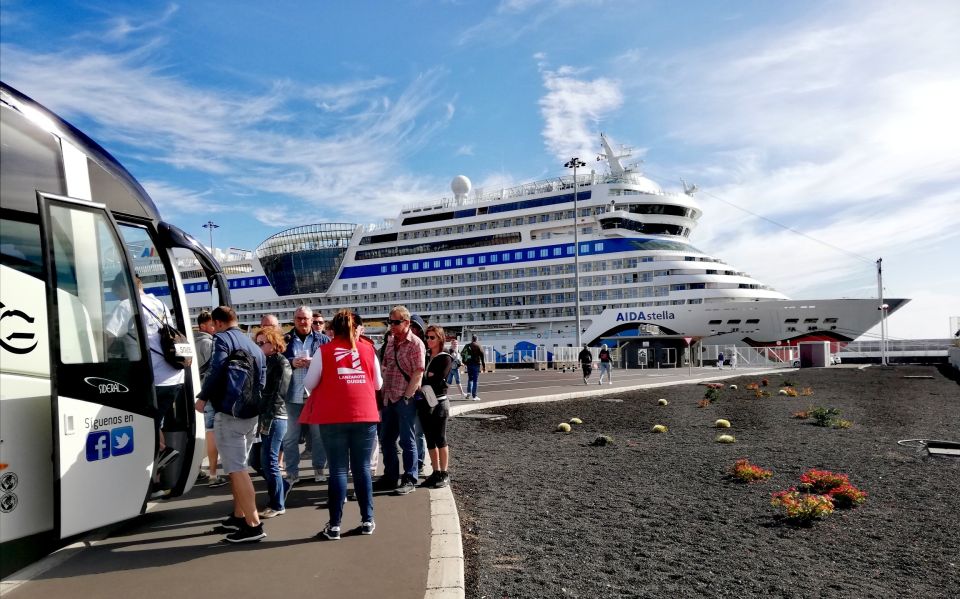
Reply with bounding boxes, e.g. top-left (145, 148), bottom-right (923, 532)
top-left (401, 342), bottom-right (425, 398)
top-left (372, 353), bottom-right (383, 390)
top-left (196, 334), bottom-right (228, 409)
top-left (303, 347), bottom-right (324, 393)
